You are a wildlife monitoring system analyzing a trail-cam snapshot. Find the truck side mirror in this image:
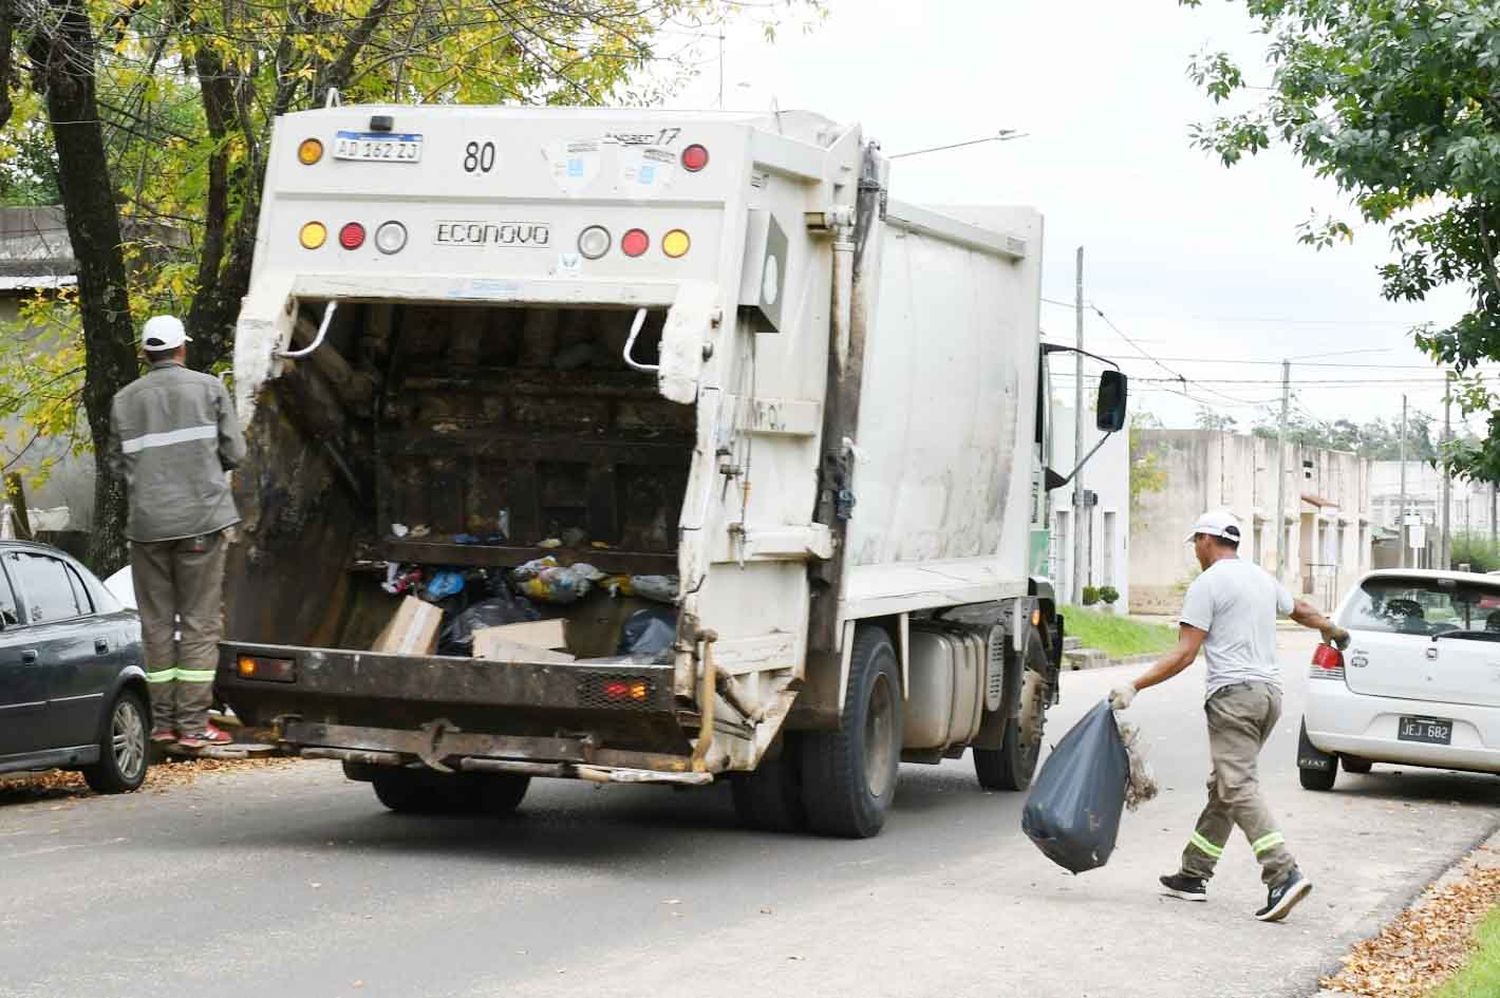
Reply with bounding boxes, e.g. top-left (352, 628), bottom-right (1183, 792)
top-left (1095, 370), bottom-right (1127, 433)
